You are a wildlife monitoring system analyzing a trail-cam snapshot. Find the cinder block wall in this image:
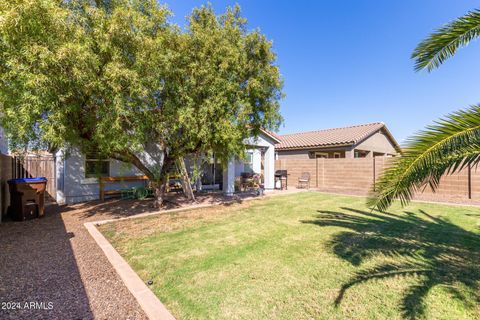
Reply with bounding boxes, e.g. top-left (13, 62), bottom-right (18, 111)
top-left (412, 166), bottom-right (475, 202)
top-left (275, 158), bottom-right (375, 192)
top-left (320, 158), bottom-right (374, 192)
top-left (275, 159), bottom-right (317, 188)
top-left (276, 156), bottom-right (480, 204)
